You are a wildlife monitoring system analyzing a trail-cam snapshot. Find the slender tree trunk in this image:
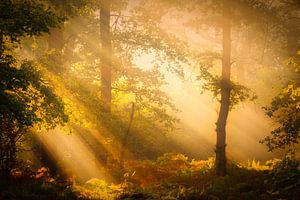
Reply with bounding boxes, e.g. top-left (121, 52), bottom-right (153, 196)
top-left (100, 0), bottom-right (112, 113)
top-left (120, 103), bottom-right (135, 168)
top-left (216, 2), bottom-right (231, 176)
